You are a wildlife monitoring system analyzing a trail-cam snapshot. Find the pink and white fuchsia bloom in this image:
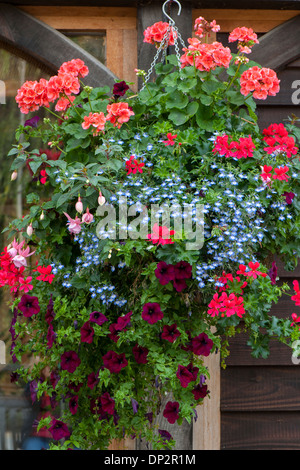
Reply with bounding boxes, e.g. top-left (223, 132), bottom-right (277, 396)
top-left (7, 239), bottom-right (35, 268)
